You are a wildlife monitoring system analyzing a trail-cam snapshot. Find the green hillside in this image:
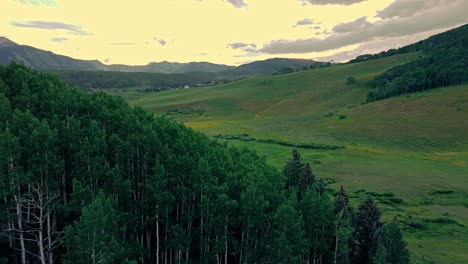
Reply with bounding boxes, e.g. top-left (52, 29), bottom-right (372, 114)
top-left (122, 53), bottom-right (468, 264)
